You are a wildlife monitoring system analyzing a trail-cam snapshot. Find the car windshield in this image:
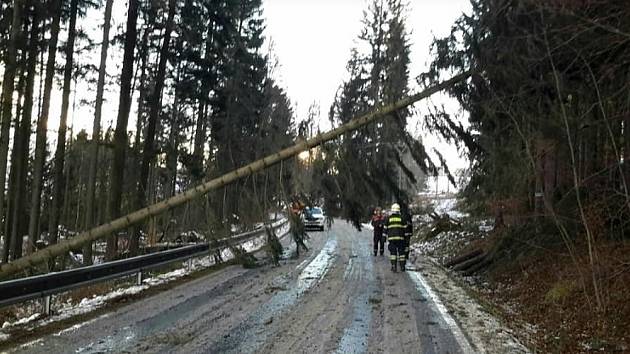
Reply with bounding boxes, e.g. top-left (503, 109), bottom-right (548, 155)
top-left (308, 207), bottom-right (323, 215)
